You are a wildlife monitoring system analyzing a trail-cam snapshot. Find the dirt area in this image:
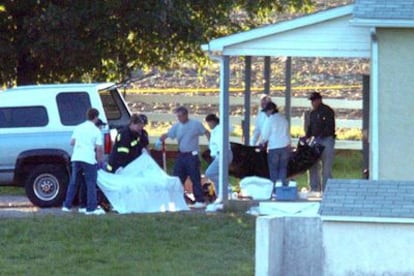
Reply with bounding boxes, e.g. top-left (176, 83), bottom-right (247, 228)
top-left (127, 57), bottom-right (369, 122)
top-left (0, 196), bottom-right (66, 218)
